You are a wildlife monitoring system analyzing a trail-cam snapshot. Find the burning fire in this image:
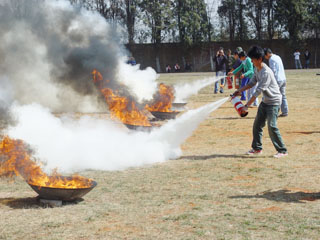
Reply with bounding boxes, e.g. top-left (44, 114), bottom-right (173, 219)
top-left (0, 136), bottom-right (93, 189)
top-left (92, 69), bottom-right (151, 127)
top-left (145, 83), bottom-right (175, 112)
